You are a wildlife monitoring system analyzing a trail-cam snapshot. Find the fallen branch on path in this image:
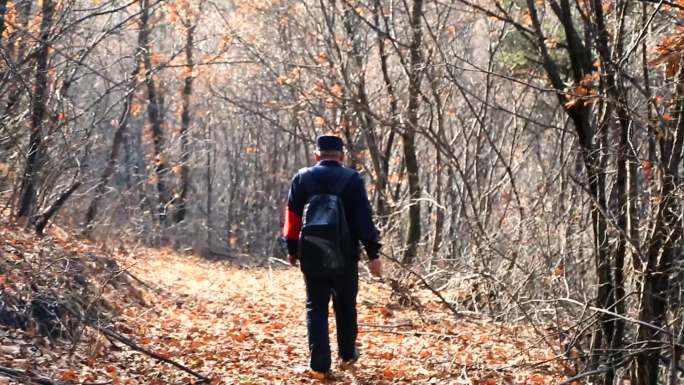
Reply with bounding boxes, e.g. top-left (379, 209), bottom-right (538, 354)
top-left (268, 257), bottom-right (290, 266)
top-left (123, 270), bottom-right (163, 294)
top-left (0, 365), bottom-right (68, 385)
top-left (92, 324), bottom-right (211, 383)
top-left (358, 322), bottom-right (413, 329)
top-left (0, 365), bottom-right (110, 385)
top-left (47, 261), bottom-right (210, 383)
top-left (359, 324), bottom-right (463, 339)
